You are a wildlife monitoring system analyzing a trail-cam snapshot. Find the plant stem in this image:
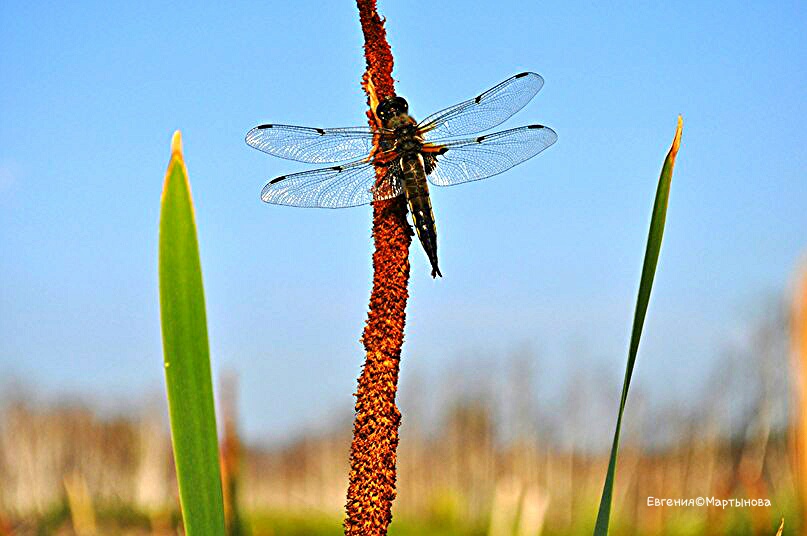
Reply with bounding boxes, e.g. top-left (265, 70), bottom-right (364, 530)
top-left (344, 1), bottom-right (412, 534)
